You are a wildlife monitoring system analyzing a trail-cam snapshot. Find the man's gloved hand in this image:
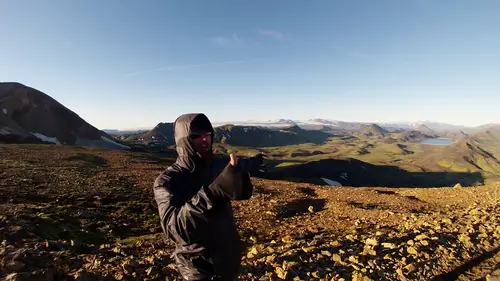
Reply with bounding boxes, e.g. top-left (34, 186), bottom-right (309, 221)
top-left (252, 152), bottom-right (267, 173)
top-left (207, 153), bottom-right (253, 201)
top-left (254, 153), bottom-right (264, 166)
